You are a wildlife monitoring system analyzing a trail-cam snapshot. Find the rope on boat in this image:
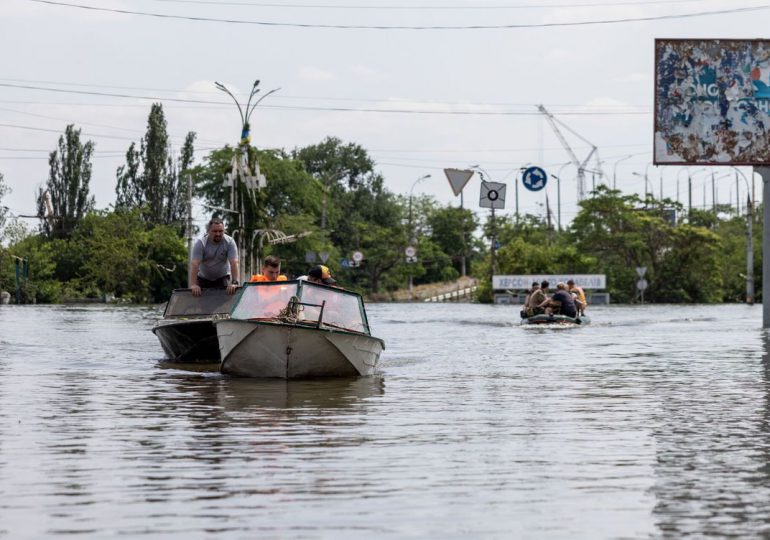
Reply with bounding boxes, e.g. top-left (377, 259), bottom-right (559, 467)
top-left (276, 296), bottom-right (301, 323)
